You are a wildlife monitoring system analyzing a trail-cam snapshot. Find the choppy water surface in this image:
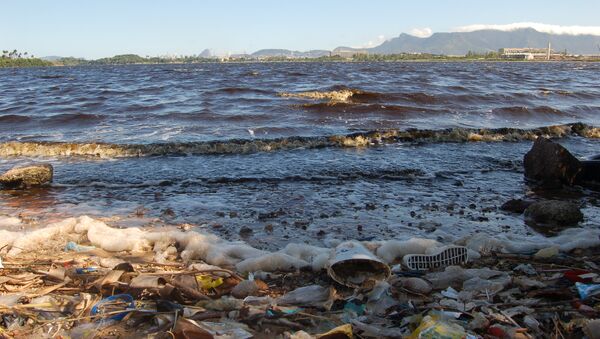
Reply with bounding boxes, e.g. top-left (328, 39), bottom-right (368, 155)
top-left (0, 62), bottom-right (599, 248)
